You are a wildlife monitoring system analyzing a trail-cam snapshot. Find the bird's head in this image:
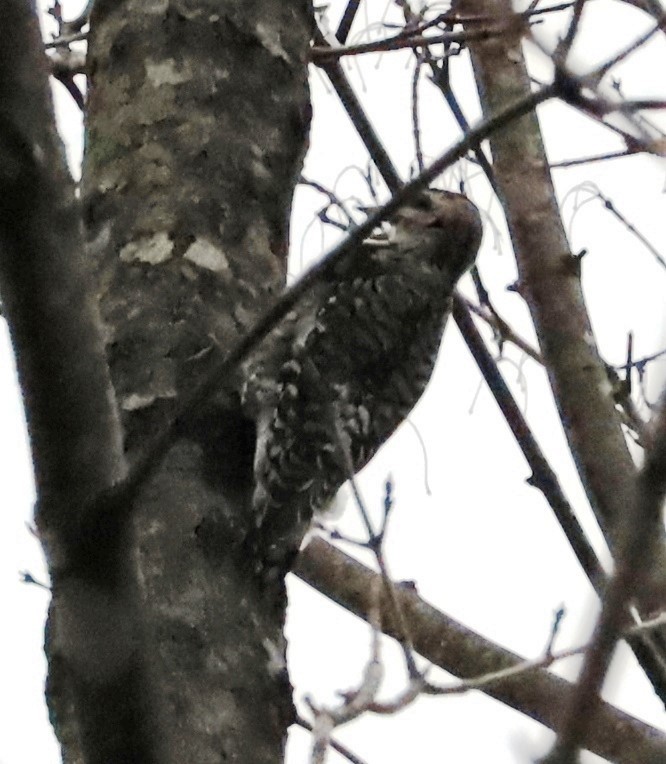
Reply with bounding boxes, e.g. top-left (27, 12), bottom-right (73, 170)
top-left (388, 189), bottom-right (483, 279)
